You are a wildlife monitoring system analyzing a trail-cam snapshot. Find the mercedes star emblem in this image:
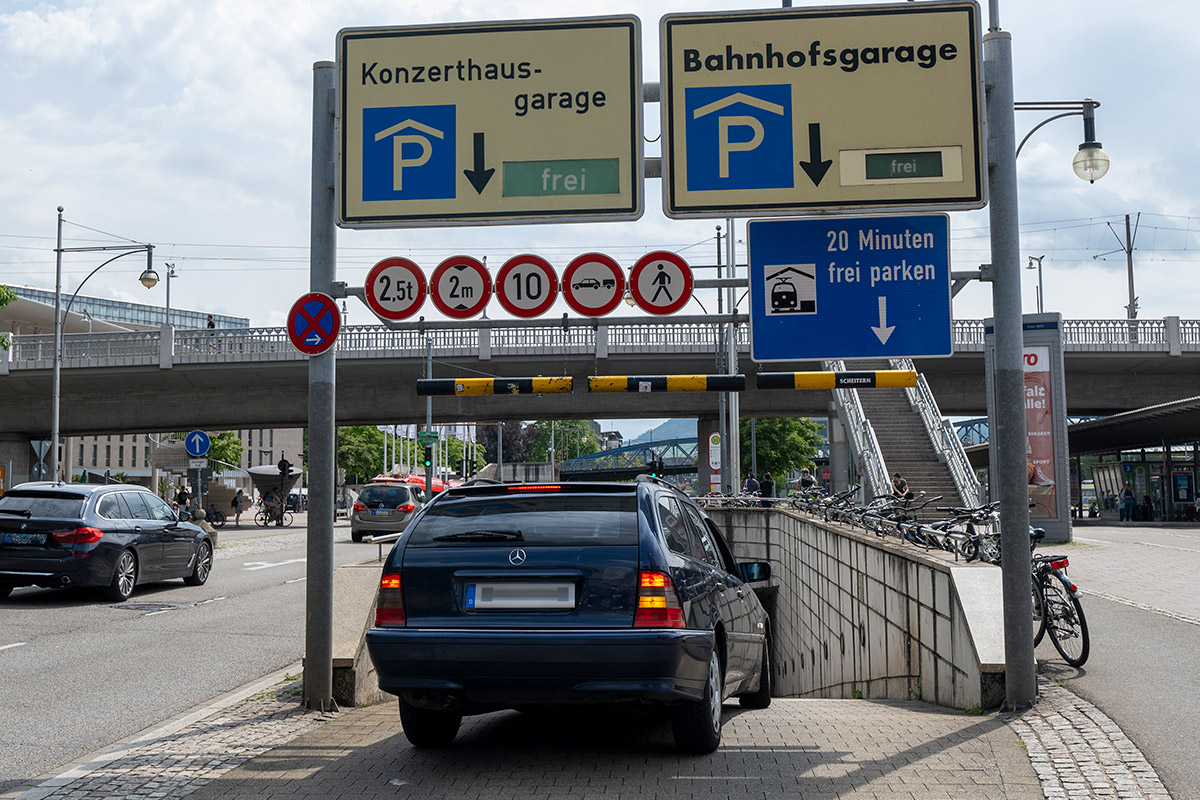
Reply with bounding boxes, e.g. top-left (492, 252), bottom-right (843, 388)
top-left (508, 548), bottom-right (527, 565)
